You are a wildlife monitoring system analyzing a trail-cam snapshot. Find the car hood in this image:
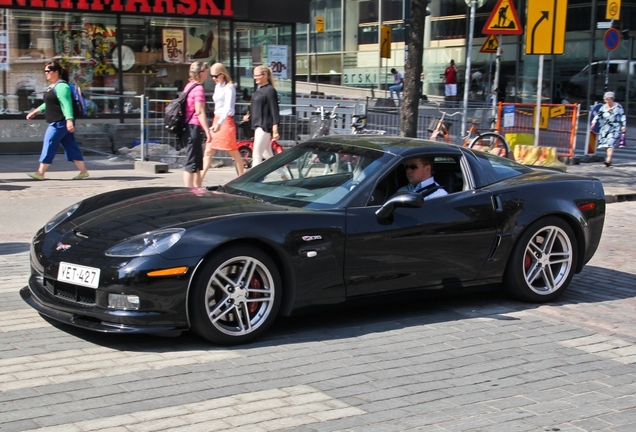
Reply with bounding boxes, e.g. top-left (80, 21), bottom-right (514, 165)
top-left (64, 188), bottom-right (292, 241)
